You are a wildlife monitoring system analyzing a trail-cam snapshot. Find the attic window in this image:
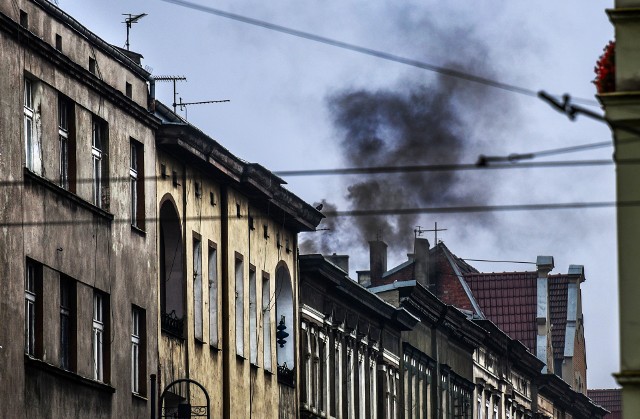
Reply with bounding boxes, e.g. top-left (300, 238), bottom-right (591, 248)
top-left (20, 10), bottom-right (28, 28)
top-left (209, 192), bottom-right (216, 206)
top-left (160, 164), bottom-right (167, 178)
top-left (263, 225), bottom-right (269, 239)
top-left (194, 182), bottom-right (202, 198)
top-left (248, 216), bottom-right (255, 231)
top-left (172, 170), bottom-right (179, 187)
top-left (89, 57), bottom-right (96, 75)
top-left (236, 203), bottom-right (241, 218)
top-left (125, 82), bottom-right (132, 99)
top-left (55, 34), bottom-right (62, 51)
